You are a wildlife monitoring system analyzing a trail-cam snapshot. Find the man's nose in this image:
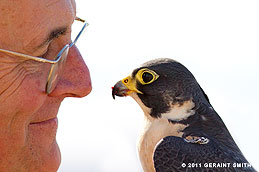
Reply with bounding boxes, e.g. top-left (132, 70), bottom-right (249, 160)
top-left (49, 45), bottom-right (92, 97)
